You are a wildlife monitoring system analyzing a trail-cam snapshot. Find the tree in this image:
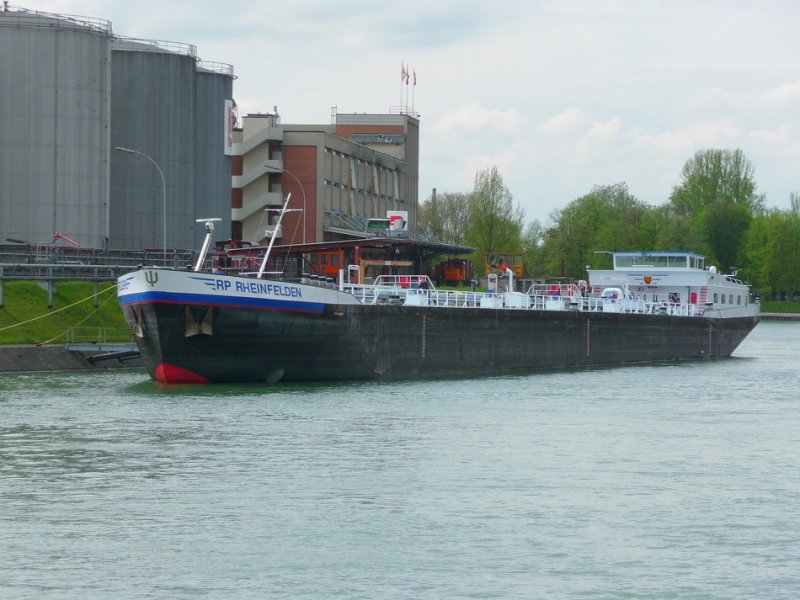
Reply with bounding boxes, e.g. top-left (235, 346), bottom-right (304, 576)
top-left (521, 220), bottom-right (544, 277)
top-left (703, 201), bottom-right (753, 270)
top-left (416, 191), bottom-right (469, 245)
top-left (765, 209), bottom-right (800, 299)
top-left (464, 166), bottom-right (524, 273)
top-left (669, 149), bottom-right (765, 269)
top-left (644, 204), bottom-right (711, 256)
top-left (740, 212), bottom-right (771, 295)
top-left (540, 183), bottom-right (649, 278)
top-left (791, 191), bottom-right (800, 214)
